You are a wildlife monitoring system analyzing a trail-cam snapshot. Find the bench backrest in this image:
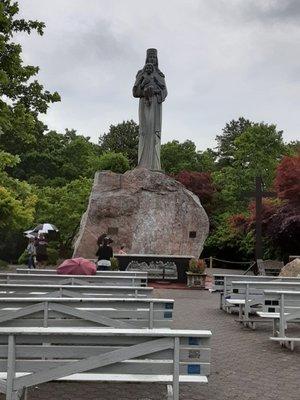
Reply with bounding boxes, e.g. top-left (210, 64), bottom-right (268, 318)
top-left (263, 290), bottom-right (300, 314)
top-left (0, 283), bottom-right (153, 298)
top-left (16, 268), bottom-right (148, 280)
top-left (0, 297), bottom-right (174, 328)
top-left (0, 327), bottom-right (211, 398)
top-left (213, 274), bottom-right (300, 292)
top-left (230, 281), bottom-right (300, 301)
top-left (0, 273), bottom-right (147, 287)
